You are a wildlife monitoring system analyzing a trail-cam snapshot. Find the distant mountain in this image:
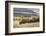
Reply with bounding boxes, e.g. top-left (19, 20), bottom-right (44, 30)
top-left (13, 8), bottom-right (39, 17)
